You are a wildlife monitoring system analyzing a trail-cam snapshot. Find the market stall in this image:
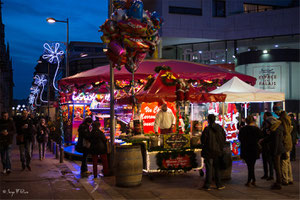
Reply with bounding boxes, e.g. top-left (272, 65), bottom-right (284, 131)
top-left (116, 69), bottom-right (226, 174)
top-left (210, 76), bottom-right (285, 156)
